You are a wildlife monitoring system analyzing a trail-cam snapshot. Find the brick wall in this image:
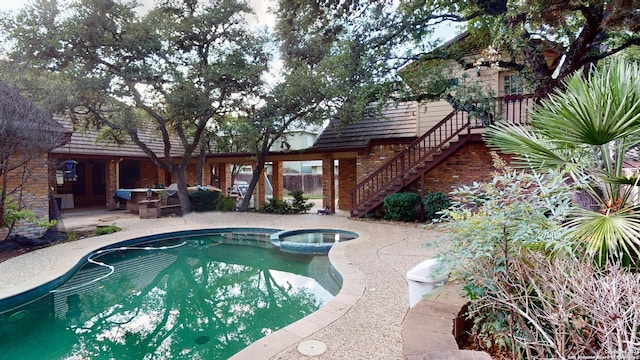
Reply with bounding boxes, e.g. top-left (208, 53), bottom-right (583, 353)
top-left (139, 160), bottom-right (159, 188)
top-left (353, 141), bottom-right (505, 200)
top-left (356, 144), bottom-right (408, 182)
top-left (338, 158), bottom-right (357, 210)
top-left (422, 142), bottom-right (499, 194)
top-left (5, 153), bottom-right (51, 238)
